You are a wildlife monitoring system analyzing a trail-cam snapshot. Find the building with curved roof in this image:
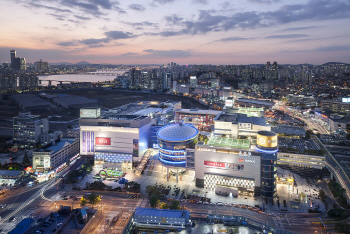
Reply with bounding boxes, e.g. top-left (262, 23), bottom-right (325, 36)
top-left (157, 123), bottom-right (198, 180)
